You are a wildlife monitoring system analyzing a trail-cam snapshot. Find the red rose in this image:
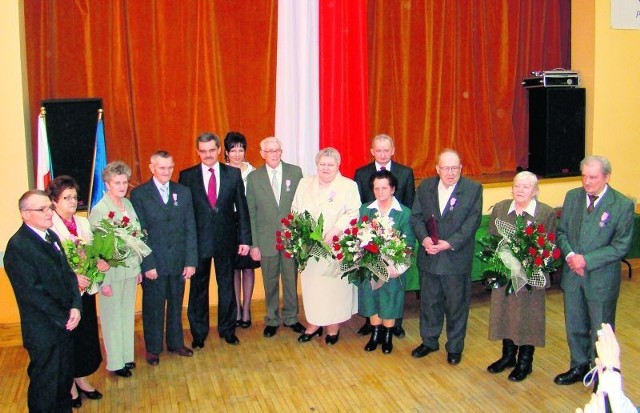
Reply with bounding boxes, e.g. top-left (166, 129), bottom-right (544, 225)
top-left (284, 231), bottom-right (292, 239)
top-left (351, 227), bottom-right (358, 236)
top-left (362, 215), bottom-right (369, 222)
top-left (548, 233), bottom-right (556, 242)
top-left (276, 230), bottom-right (282, 238)
top-left (525, 226), bottom-right (534, 236)
top-left (537, 224), bottom-right (546, 234)
top-left (288, 213), bottom-right (294, 220)
top-left (552, 248), bottom-right (561, 260)
top-left (276, 243), bottom-right (284, 251)
top-left (333, 243), bottom-right (341, 251)
top-left (542, 249), bottom-right (550, 258)
top-left (121, 216), bottom-right (130, 225)
top-left (281, 218), bottom-right (290, 227)
top-left (108, 211), bottom-right (115, 219)
top-left (276, 237), bottom-right (283, 244)
top-left (284, 251), bottom-right (292, 259)
top-left (132, 231), bottom-right (137, 237)
top-left (529, 247), bottom-right (537, 256)
top-left (350, 218), bottom-right (358, 226)
top-left (332, 235), bottom-right (339, 242)
top-left (336, 253), bottom-right (344, 260)
top-left (537, 236), bottom-right (545, 247)
top-left (363, 242), bottom-right (379, 254)
top-left (344, 228), bottom-right (351, 234)
top-left (534, 255), bottom-right (543, 266)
